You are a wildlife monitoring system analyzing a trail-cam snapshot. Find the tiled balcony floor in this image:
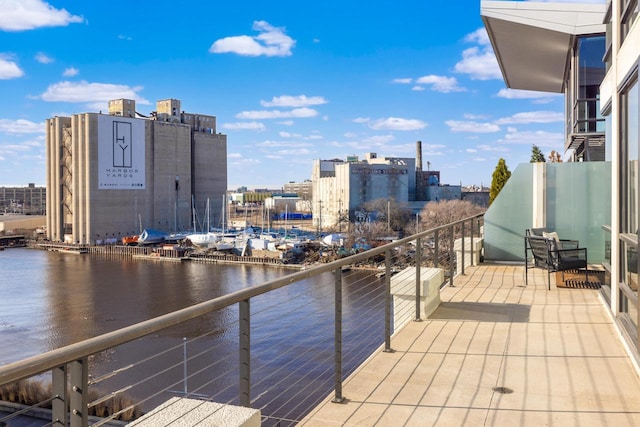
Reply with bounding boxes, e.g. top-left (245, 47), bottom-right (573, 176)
top-left (300, 264), bottom-right (640, 426)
